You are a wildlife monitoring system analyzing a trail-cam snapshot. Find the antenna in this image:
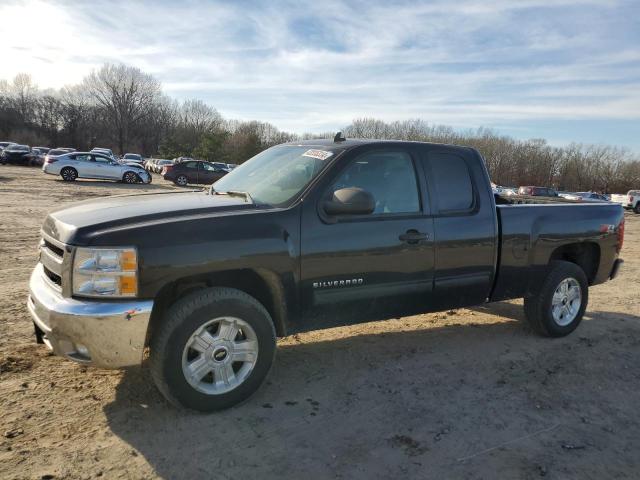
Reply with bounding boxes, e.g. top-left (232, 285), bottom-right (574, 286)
top-left (333, 131), bottom-right (346, 143)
